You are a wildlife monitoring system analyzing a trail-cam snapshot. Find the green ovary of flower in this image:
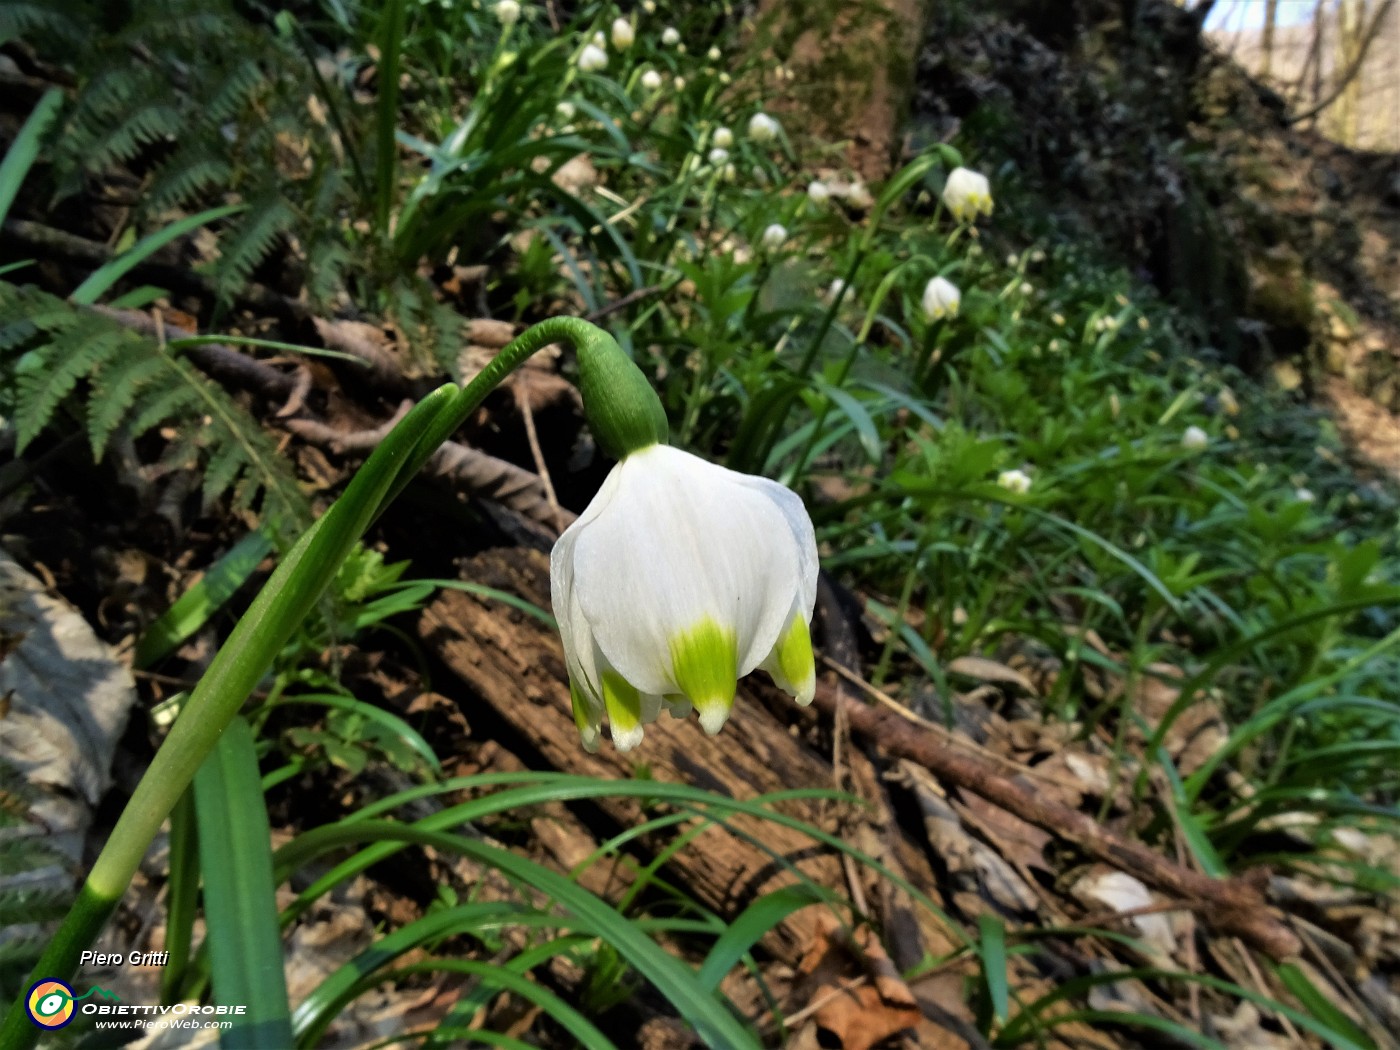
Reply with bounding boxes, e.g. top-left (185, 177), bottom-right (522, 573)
top-left (669, 617), bottom-right (739, 735)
